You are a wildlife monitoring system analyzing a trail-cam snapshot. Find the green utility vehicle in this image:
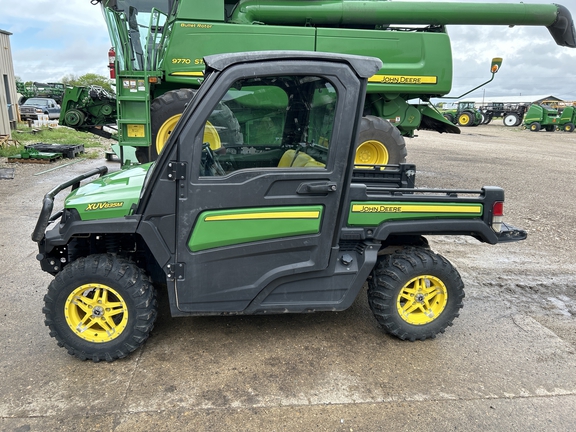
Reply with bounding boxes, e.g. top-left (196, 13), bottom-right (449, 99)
top-left (523, 104), bottom-right (560, 131)
top-left (34, 51), bottom-right (526, 362)
top-left (71, 0), bottom-right (575, 164)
